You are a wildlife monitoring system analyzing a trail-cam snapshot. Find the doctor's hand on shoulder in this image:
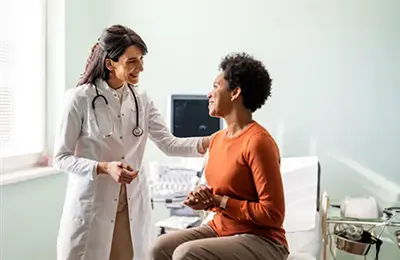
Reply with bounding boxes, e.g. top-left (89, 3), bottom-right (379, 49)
top-left (97, 161), bottom-right (138, 184)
